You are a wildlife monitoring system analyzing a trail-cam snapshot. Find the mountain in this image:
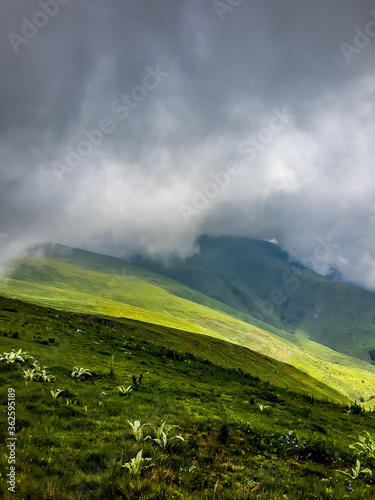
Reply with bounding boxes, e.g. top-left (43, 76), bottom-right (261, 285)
top-left (2, 294), bottom-right (375, 498)
top-left (2, 243), bottom-right (375, 404)
top-left (133, 235), bottom-right (375, 363)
